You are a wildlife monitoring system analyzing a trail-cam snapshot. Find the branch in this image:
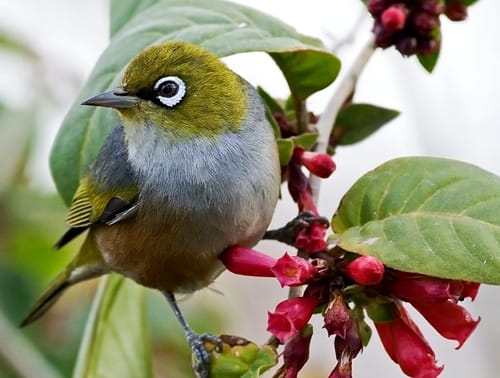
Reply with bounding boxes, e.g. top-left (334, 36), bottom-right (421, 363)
top-left (310, 37), bottom-right (375, 202)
